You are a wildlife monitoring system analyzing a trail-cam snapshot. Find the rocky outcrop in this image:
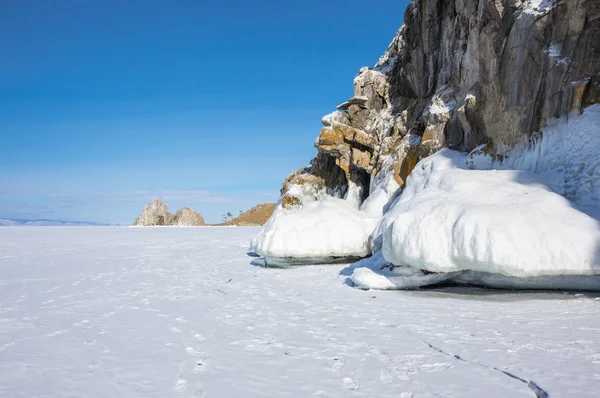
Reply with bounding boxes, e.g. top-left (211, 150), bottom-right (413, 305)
top-left (133, 199), bottom-right (174, 226)
top-left (173, 207), bottom-right (205, 226)
top-left (132, 200), bottom-right (204, 226)
top-left (277, 0), bottom-right (600, 213)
